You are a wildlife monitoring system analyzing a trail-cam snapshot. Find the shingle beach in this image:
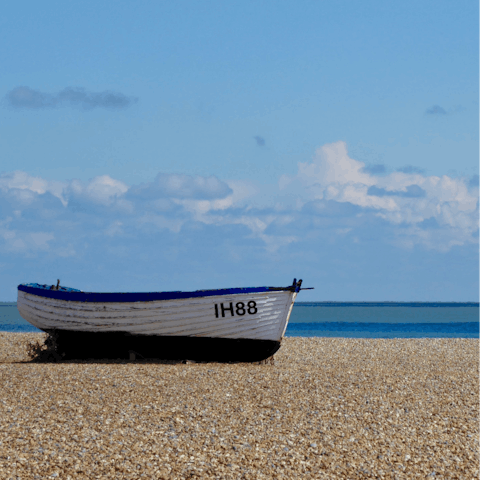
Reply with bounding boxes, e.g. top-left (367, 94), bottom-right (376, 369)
top-left (0, 333), bottom-right (478, 479)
